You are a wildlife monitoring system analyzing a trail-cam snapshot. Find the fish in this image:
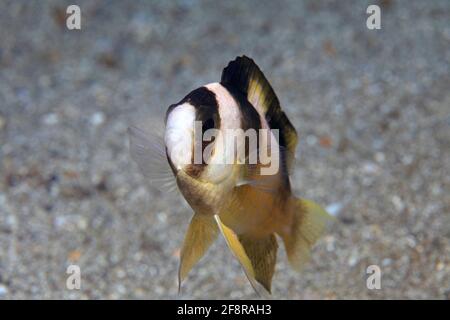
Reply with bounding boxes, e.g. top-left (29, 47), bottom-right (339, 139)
top-left (129, 56), bottom-right (330, 295)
